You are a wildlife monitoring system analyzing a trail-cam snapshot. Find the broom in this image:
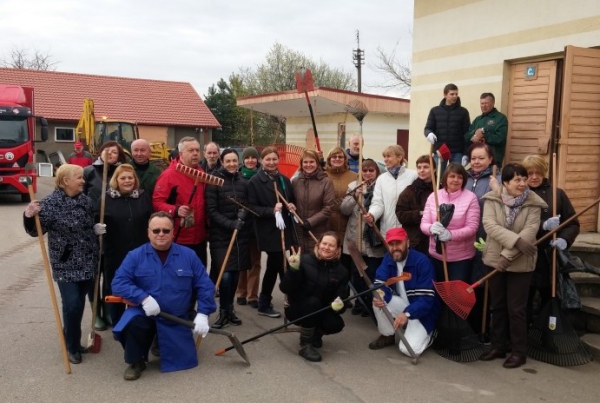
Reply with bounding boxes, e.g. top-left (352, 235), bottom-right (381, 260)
top-left (27, 182), bottom-right (72, 374)
top-left (527, 153), bottom-right (592, 366)
top-left (427, 148), bottom-right (485, 362)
